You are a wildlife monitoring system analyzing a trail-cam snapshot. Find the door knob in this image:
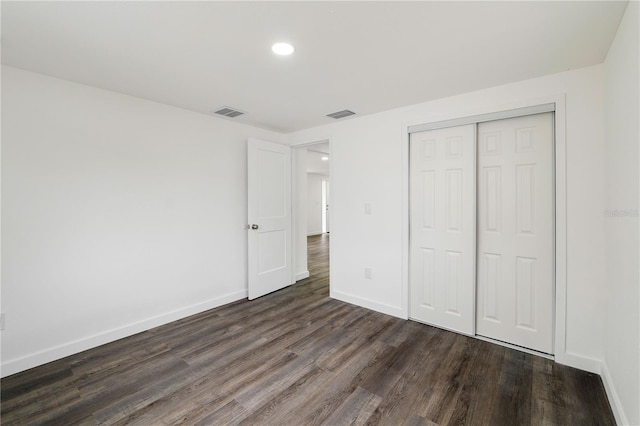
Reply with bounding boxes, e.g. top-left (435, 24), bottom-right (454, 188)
top-left (251, 224), bottom-right (259, 230)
